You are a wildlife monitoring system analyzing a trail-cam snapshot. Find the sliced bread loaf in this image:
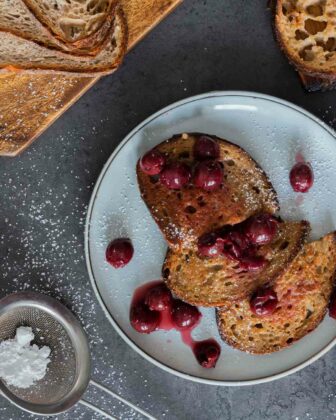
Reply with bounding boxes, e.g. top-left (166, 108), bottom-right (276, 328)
top-left (0, 8), bottom-right (127, 76)
top-left (22, 0), bottom-right (117, 45)
top-left (137, 133), bottom-right (279, 250)
top-left (275, 0), bottom-right (336, 80)
top-left (163, 220), bottom-right (310, 307)
top-left (0, 0), bottom-right (114, 55)
top-left (216, 232), bottom-right (336, 354)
